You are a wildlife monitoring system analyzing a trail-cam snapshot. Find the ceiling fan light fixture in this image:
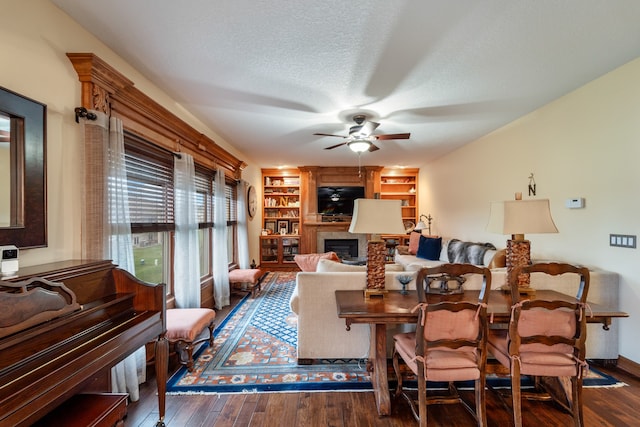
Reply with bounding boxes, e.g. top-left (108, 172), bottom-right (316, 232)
top-left (347, 139), bottom-right (371, 153)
